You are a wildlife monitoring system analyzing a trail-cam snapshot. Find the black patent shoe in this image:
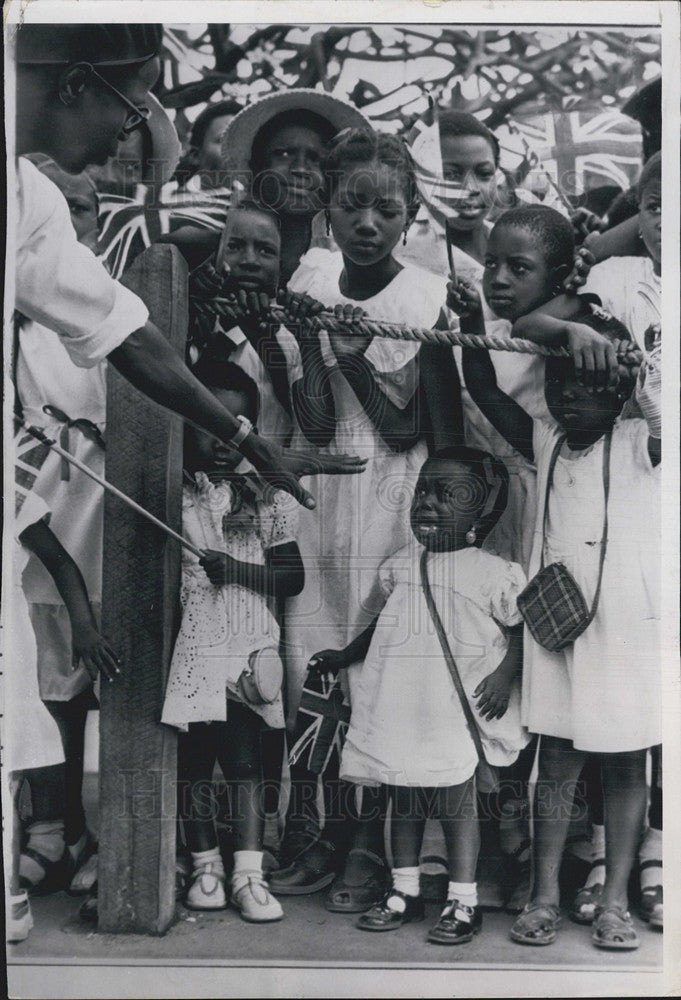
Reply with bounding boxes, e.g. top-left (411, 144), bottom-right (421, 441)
top-left (356, 890), bottom-right (425, 932)
top-left (427, 899), bottom-right (482, 944)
